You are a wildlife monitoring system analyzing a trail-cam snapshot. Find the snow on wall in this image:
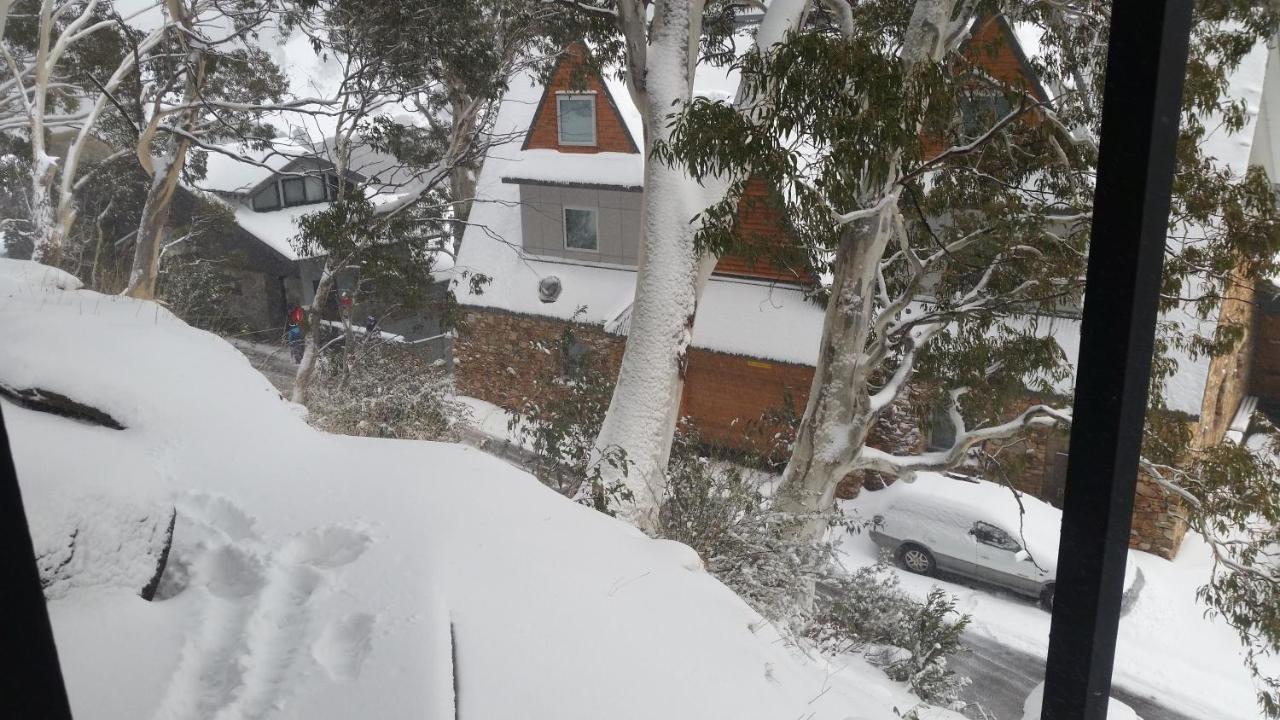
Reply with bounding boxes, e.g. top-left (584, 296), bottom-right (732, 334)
top-left (501, 149), bottom-right (644, 188)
